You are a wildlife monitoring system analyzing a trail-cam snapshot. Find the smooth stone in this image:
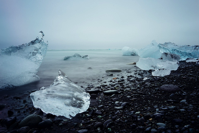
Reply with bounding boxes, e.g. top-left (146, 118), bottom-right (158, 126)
top-left (19, 114), bottom-right (42, 127)
top-left (114, 106), bottom-right (123, 110)
top-left (5, 117), bottom-right (16, 127)
top-left (159, 84), bottom-right (180, 92)
top-left (103, 119), bottom-right (113, 128)
top-left (157, 123), bottom-right (166, 127)
top-left (38, 119), bottom-right (52, 128)
top-left (94, 122), bottom-right (102, 128)
top-left (151, 128), bottom-right (157, 132)
top-left (173, 119), bottom-right (183, 124)
top-left (103, 90), bottom-right (118, 94)
top-left (135, 111), bottom-right (140, 115)
top-left (145, 127), bottom-right (151, 132)
top-left (106, 69), bottom-right (122, 72)
top-left (78, 129), bottom-right (88, 133)
top-left (18, 126), bottom-right (30, 133)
